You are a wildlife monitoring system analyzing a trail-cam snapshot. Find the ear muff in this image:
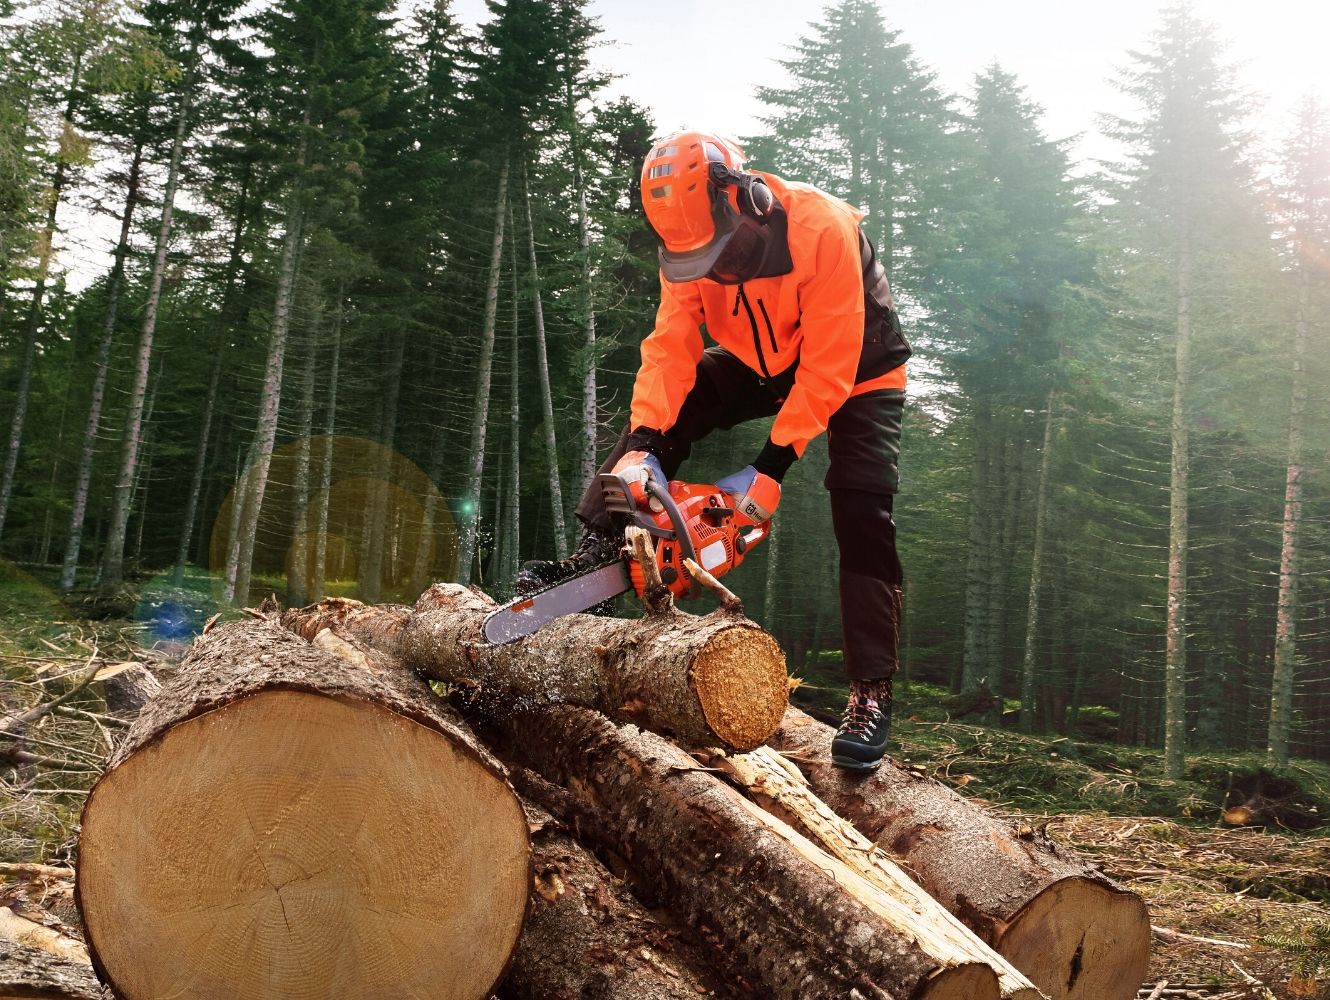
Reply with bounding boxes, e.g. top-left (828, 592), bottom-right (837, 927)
top-left (708, 162), bottom-right (775, 222)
